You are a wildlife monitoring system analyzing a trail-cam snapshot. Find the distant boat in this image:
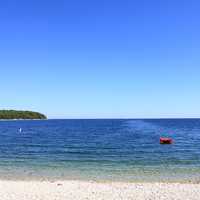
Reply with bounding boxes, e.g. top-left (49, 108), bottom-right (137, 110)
top-left (19, 128), bottom-right (22, 133)
top-left (160, 137), bottom-right (173, 144)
